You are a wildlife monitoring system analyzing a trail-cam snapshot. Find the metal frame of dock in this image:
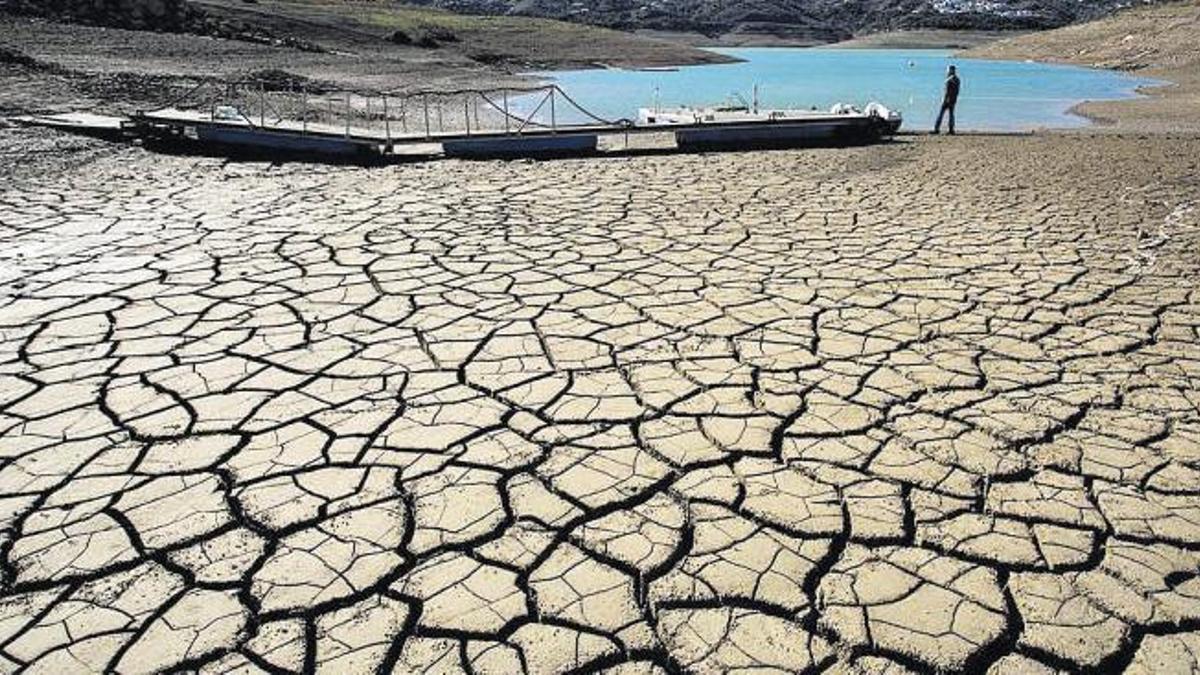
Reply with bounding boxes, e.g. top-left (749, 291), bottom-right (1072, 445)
top-left (21, 79), bottom-right (900, 162)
